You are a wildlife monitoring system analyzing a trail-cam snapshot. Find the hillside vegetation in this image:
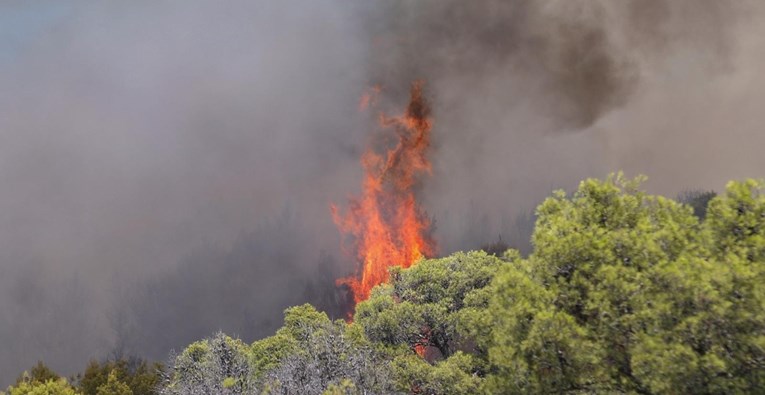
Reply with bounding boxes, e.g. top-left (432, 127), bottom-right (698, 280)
top-left (6, 175), bottom-right (764, 394)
